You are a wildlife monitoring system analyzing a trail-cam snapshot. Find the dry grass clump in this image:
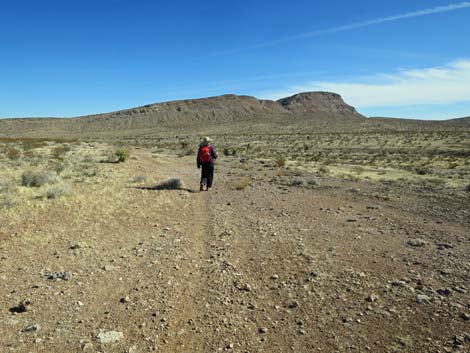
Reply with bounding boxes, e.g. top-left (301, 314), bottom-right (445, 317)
top-left (274, 158), bottom-right (286, 167)
top-left (116, 148), bottom-right (129, 162)
top-left (291, 176), bottom-right (319, 188)
top-left (45, 184), bottom-right (71, 199)
top-left (51, 145), bottom-right (72, 159)
top-left (6, 147), bottom-right (21, 160)
top-left (154, 178), bottom-right (184, 190)
top-left (233, 177), bottom-right (250, 190)
top-left (21, 170), bottom-right (59, 187)
top-left (0, 179), bottom-right (16, 194)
